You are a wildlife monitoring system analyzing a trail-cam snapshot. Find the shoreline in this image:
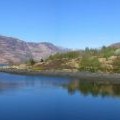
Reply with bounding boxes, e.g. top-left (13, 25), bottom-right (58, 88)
top-left (0, 68), bottom-right (120, 83)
